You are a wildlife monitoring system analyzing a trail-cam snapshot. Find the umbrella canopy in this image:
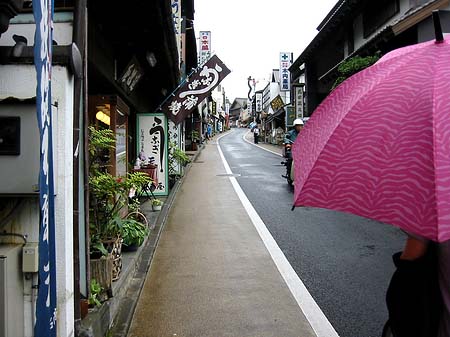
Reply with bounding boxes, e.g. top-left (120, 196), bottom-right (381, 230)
top-left (293, 38), bottom-right (450, 242)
